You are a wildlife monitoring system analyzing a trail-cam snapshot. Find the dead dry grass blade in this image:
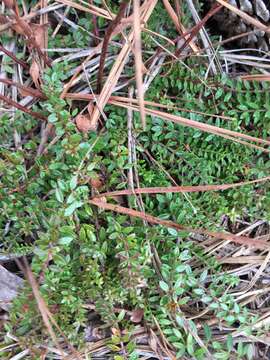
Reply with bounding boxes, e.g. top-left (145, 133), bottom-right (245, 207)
top-left (60, 1), bottom-right (150, 97)
top-left (96, 0), bottom-right (128, 94)
top-left (0, 44), bottom-right (28, 69)
top-left (133, 0), bottom-right (146, 129)
top-left (18, 258), bottom-right (64, 356)
top-left (0, 94), bottom-right (46, 121)
top-left (162, 0), bottom-right (182, 34)
top-left (216, 0), bottom-right (270, 33)
top-left (66, 92), bottom-right (270, 151)
top-left (0, 4), bottom-right (65, 33)
top-left (96, 95), bottom-right (233, 120)
top-left (185, 0), bottom-right (222, 75)
top-left (240, 74), bottom-right (270, 81)
top-left (67, 91), bottom-right (233, 120)
top-left (89, 199), bottom-right (269, 249)
top-left (162, 0), bottom-right (199, 53)
top-left (112, 100), bottom-right (270, 150)
top-left (176, 3), bottom-right (222, 57)
top-left (56, 0), bottom-right (113, 19)
top-left (93, 175), bottom-right (270, 198)
top-left (89, 0), bottom-right (158, 130)
top-left (0, 78), bottom-right (45, 98)
top-left (17, 258), bottom-right (83, 359)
